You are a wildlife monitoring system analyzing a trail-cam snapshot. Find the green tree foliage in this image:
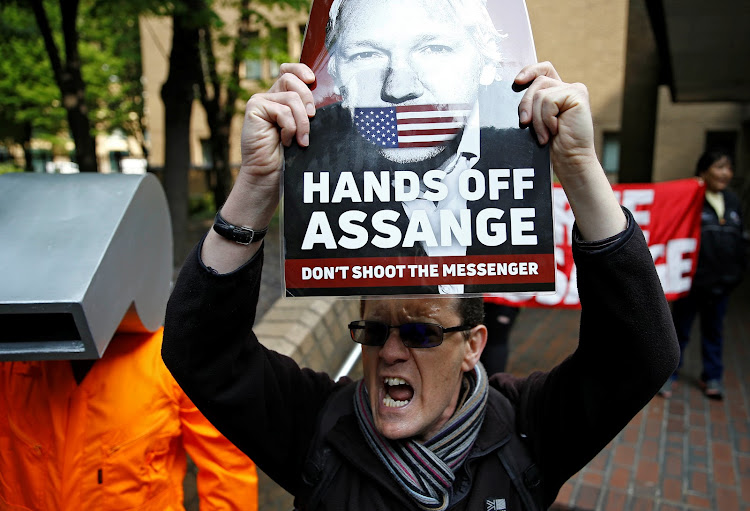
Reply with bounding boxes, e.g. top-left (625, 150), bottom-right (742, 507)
top-left (84, 3), bottom-right (148, 157)
top-left (0, 0), bottom-right (147, 170)
top-left (0, 4), bottom-right (67, 170)
top-left (198, 0), bottom-right (309, 209)
top-left (28, 0), bottom-right (98, 172)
